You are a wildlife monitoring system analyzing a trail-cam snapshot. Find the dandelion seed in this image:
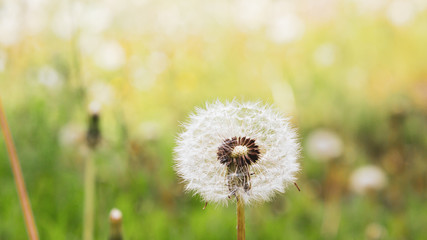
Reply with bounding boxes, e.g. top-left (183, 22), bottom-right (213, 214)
top-left (174, 101), bottom-right (300, 205)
